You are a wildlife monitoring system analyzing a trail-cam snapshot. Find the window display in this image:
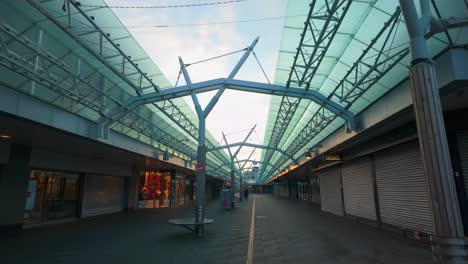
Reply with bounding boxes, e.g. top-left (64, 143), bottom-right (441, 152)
top-left (138, 171), bottom-right (172, 209)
